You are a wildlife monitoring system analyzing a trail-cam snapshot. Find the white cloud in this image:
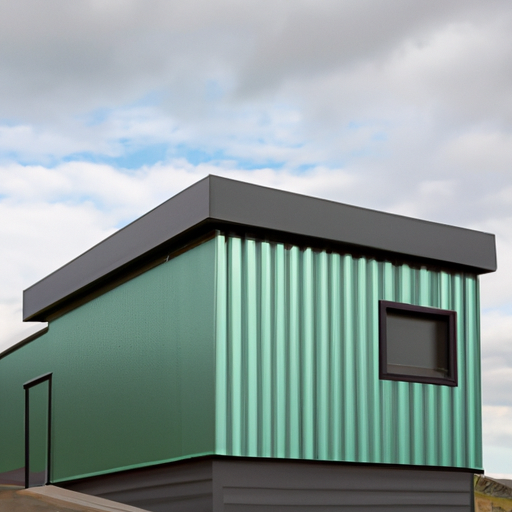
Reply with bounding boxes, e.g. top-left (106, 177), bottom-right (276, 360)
top-left (481, 310), bottom-right (512, 409)
top-left (483, 406), bottom-right (512, 474)
top-left (0, 0), bottom-right (507, 128)
top-left (0, 300), bottom-right (46, 352)
top-left (0, 196), bottom-right (115, 294)
top-left (443, 131), bottom-right (512, 176)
